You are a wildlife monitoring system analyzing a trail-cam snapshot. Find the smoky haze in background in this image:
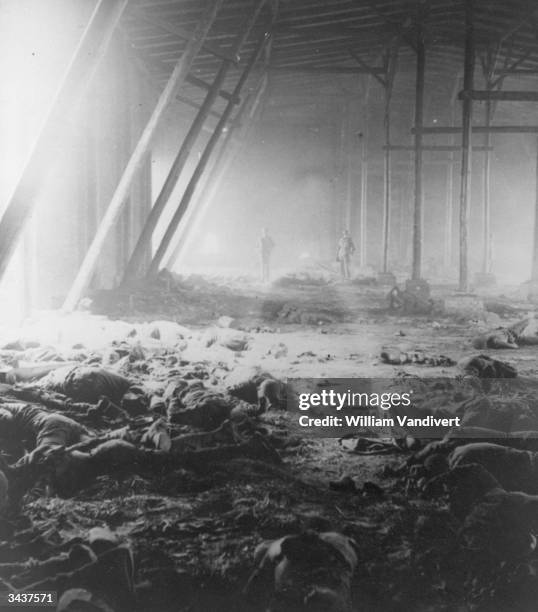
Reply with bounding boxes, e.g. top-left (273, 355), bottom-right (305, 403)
top-left (173, 79), bottom-right (536, 283)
